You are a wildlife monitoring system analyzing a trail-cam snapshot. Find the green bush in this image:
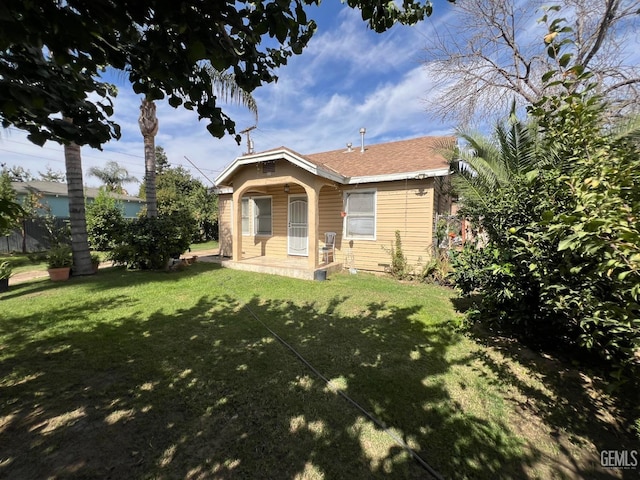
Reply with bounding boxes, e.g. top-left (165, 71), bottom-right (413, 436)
top-left (86, 188), bottom-right (126, 250)
top-left (107, 214), bottom-right (194, 270)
